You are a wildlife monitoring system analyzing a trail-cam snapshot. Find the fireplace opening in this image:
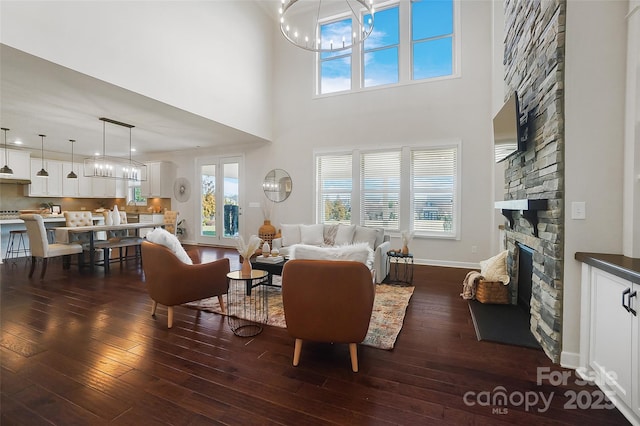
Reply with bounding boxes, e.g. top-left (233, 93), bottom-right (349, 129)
top-left (517, 243), bottom-right (534, 312)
